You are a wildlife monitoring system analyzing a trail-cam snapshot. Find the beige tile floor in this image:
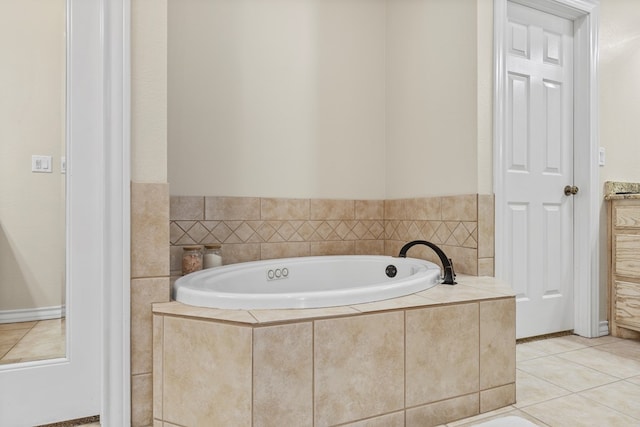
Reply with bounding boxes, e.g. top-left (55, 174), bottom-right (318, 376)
top-left (449, 334), bottom-right (640, 427)
top-left (0, 318), bottom-right (65, 364)
top-left (3, 327), bottom-right (640, 426)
